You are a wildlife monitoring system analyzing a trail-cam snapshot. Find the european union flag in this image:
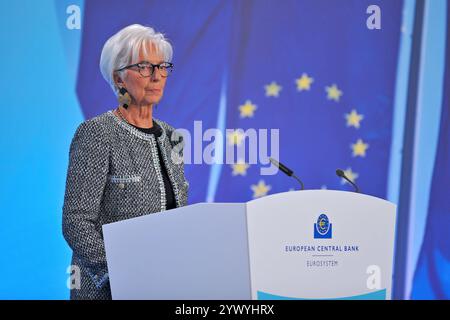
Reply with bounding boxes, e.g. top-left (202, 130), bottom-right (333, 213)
top-left (77, 0), bottom-right (403, 204)
top-left (213, 0), bottom-right (403, 202)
